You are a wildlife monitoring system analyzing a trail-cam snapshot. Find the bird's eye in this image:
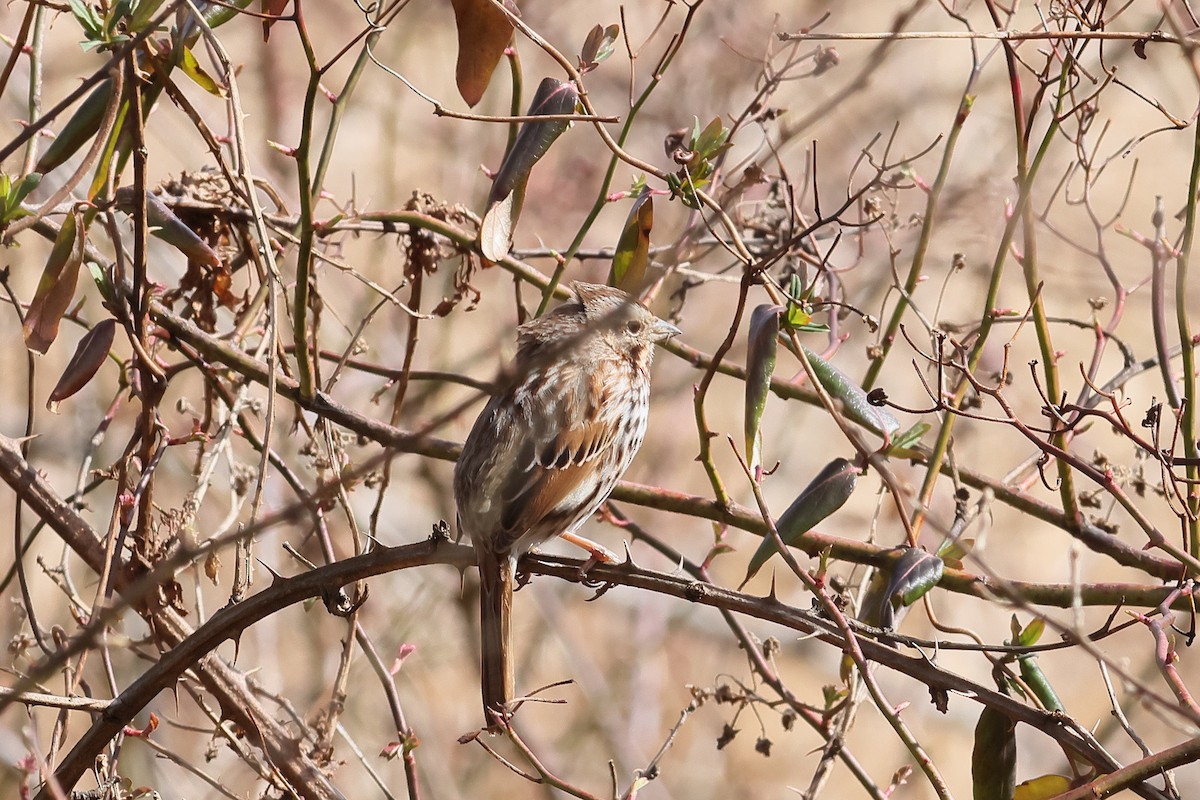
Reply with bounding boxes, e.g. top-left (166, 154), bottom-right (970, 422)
top-left (626, 320), bottom-right (643, 335)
